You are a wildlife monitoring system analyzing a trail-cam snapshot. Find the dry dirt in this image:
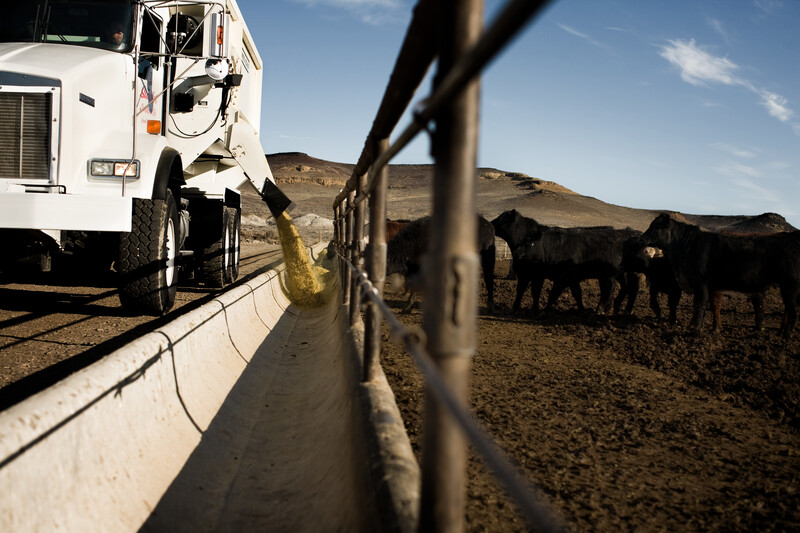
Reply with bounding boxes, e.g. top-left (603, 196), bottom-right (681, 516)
top-left (1, 152), bottom-right (798, 531)
top-left (381, 265), bottom-right (800, 532)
